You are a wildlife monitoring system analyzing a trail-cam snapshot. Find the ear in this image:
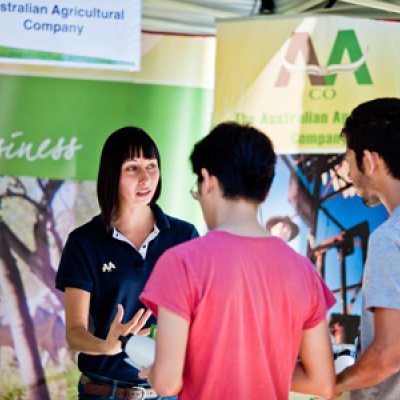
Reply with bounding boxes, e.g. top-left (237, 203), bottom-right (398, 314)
top-left (363, 150), bottom-right (379, 176)
top-left (200, 168), bottom-right (218, 194)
